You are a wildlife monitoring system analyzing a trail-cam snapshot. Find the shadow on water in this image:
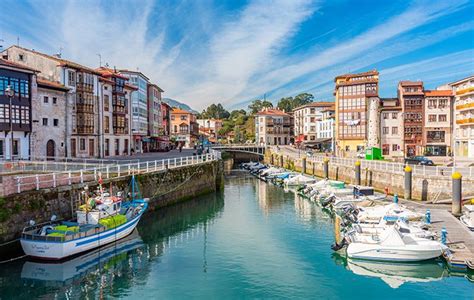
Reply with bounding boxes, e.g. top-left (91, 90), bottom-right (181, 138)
top-left (0, 191), bottom-right (225, 299)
